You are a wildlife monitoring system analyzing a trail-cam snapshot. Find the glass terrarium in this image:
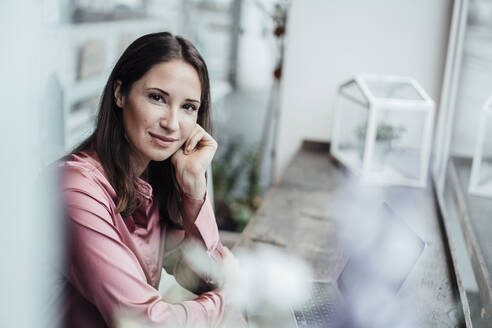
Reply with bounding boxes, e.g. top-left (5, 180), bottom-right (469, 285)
top-left (331, 75), bottom-right (435, 187)
top-left (469, 95), bottom-right (492, 197)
